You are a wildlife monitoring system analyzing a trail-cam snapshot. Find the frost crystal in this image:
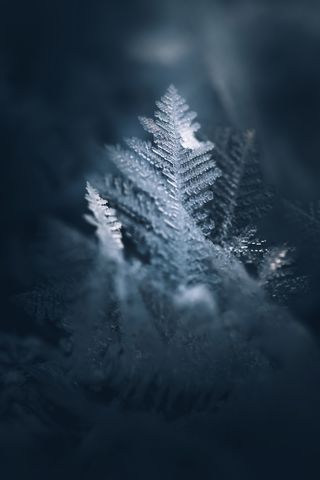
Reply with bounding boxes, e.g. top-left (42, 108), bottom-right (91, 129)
top-left (258, 247), bottom-right (307, 303)
top-left (85, 182), bottom-right (123, 252)
top-left (103, 85), bottom-right (221, 285)
top-left (212, 127), bottom-right (273, 242)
